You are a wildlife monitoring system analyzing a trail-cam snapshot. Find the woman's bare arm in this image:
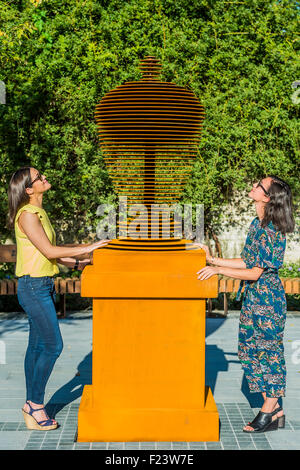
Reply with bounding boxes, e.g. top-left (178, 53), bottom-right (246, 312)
top-left (197, 264), bottom-right (263, 281)
top-left (191, 243), bottom-right (247, 269)
top-left (211, 257), bottom-right (247, 269)
top-left (218, 266), bottom-right (263, 281)
top-left (19, 211), bottom-right (110, 259)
